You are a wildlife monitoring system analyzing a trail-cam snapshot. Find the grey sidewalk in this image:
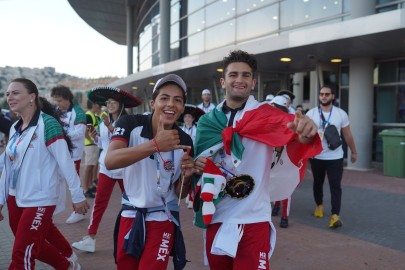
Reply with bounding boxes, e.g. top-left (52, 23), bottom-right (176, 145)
top-left (1, 166), bottom-right (405, 269)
